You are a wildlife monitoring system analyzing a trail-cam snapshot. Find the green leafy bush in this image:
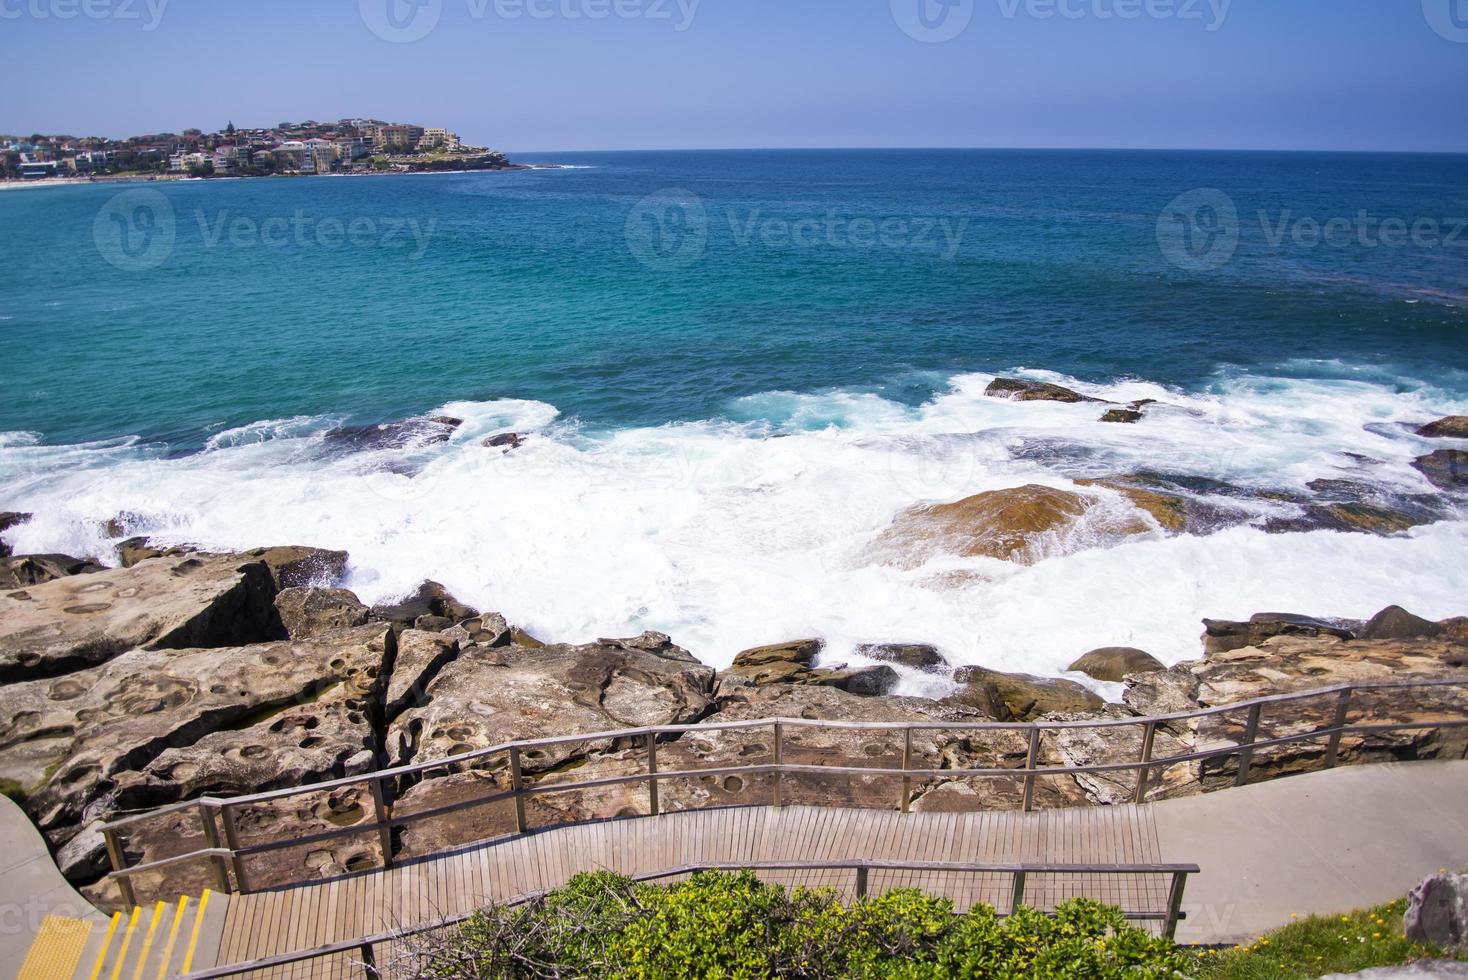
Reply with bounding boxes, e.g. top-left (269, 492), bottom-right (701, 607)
top-left (415, 870), bottom-right (1198, 979)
